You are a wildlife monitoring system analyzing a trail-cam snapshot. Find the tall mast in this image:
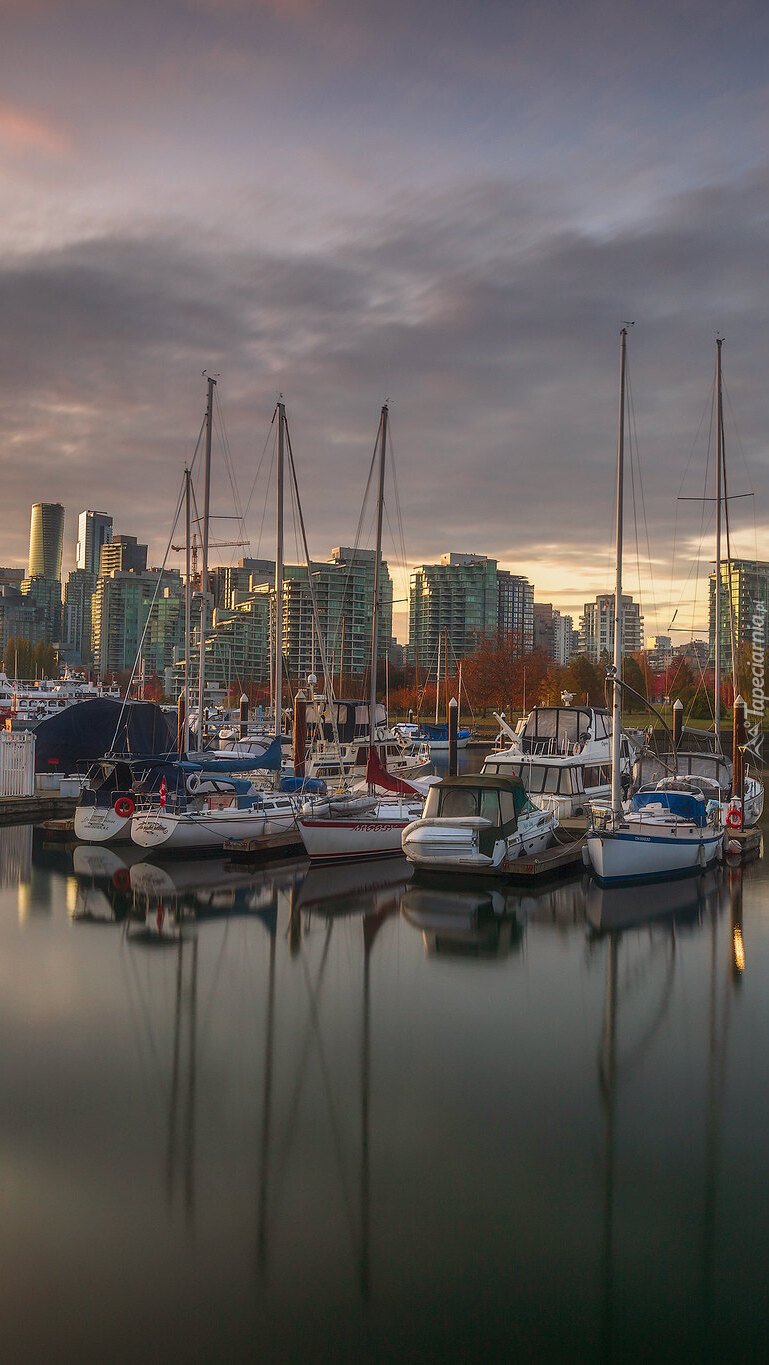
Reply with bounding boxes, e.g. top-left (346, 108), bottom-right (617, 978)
top-left (611, 328), bottom-right (627, 819)
top-left (274, 398), bottom-right (285, 740)
top-left (435, 634), bottom-right (441, 725)
top-left (369, 404), bottom-right (387, 756)
top-left (183, 466), bottom-right (191, 752)
top-left (714, 338), bottom-right (723, 753)
top-left (197, 375), bottom-right (215, 745)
